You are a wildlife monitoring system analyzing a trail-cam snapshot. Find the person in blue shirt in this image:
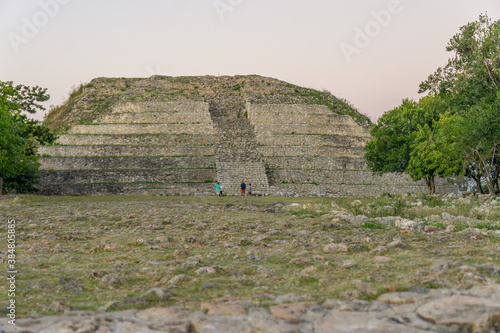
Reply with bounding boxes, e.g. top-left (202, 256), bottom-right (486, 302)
top-left (241, 181), bottom-right (246, 196)
top-left (215, 182), bottom-right (221, 197)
